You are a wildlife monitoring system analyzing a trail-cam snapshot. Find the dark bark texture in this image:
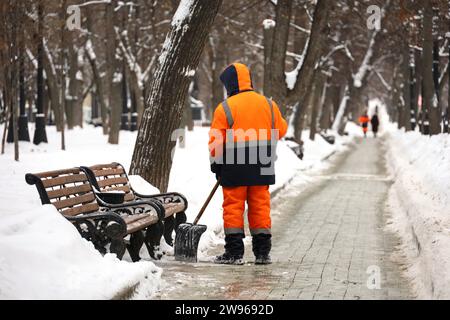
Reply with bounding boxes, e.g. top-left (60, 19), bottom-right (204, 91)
top-left (33, 1), bottom-right (47, 145)
top-left (130, 0), bottom-right (222, 192)
top-left (106, 1), bottom-right (122, 144)
top-left (422, 5), bottom-right (439, 135)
